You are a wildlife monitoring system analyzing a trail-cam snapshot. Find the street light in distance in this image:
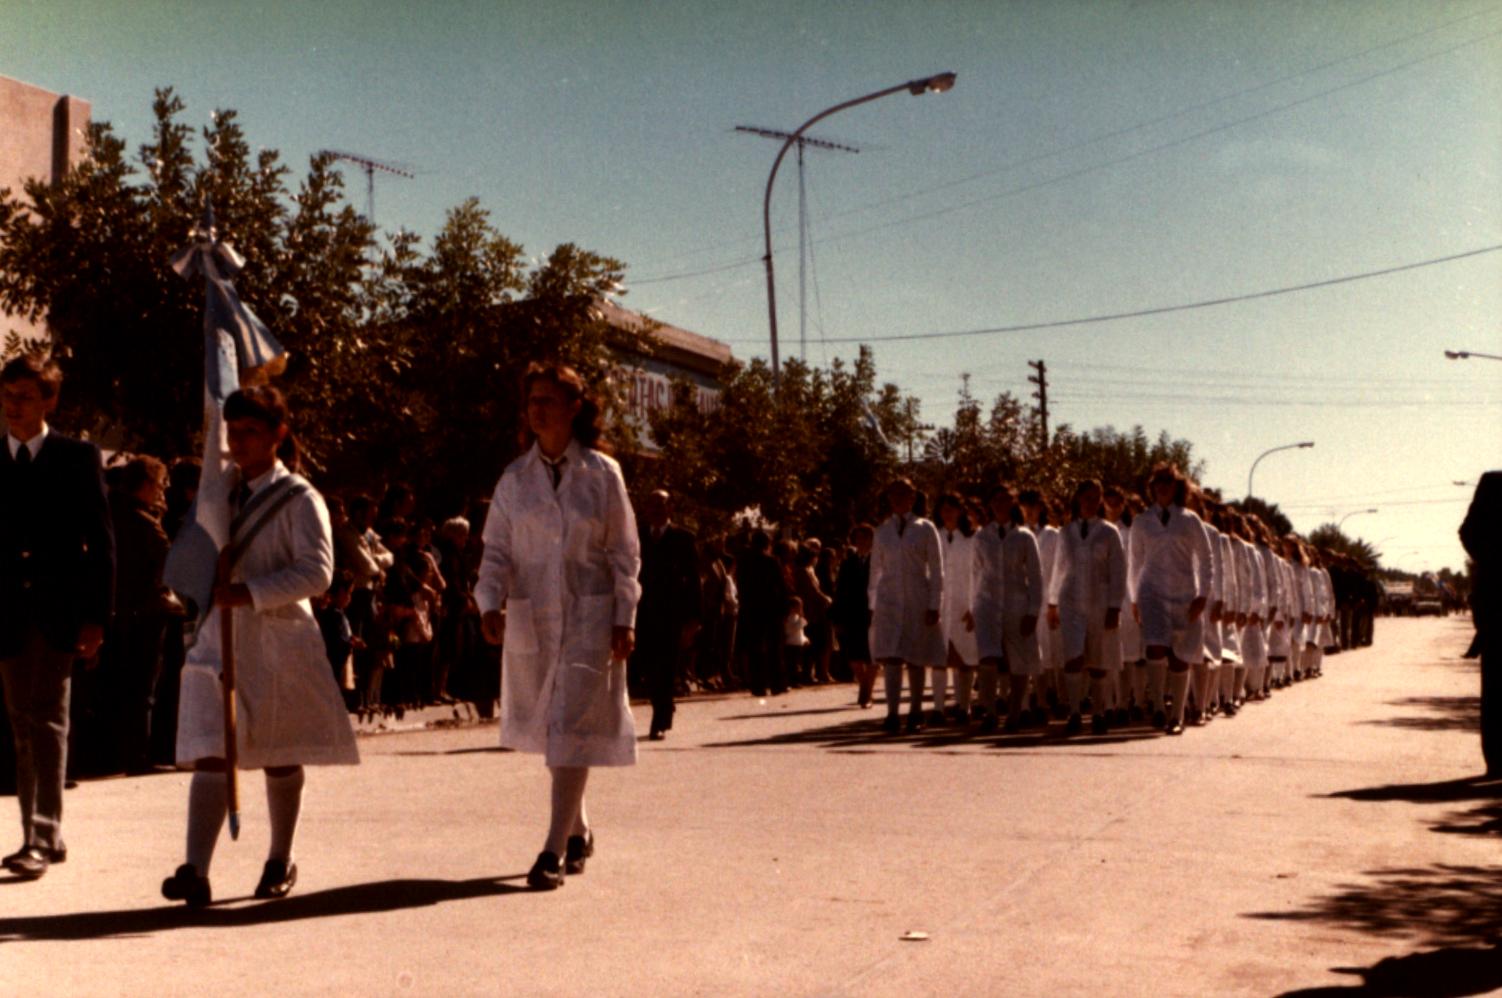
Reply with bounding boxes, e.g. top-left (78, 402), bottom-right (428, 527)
top-left (1337, 508), bottom-right (1378, 531)
top-left (1445, 349), bottom-right (1502, 362)
top-left (1247, 440), bottom-right (1315, 500)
